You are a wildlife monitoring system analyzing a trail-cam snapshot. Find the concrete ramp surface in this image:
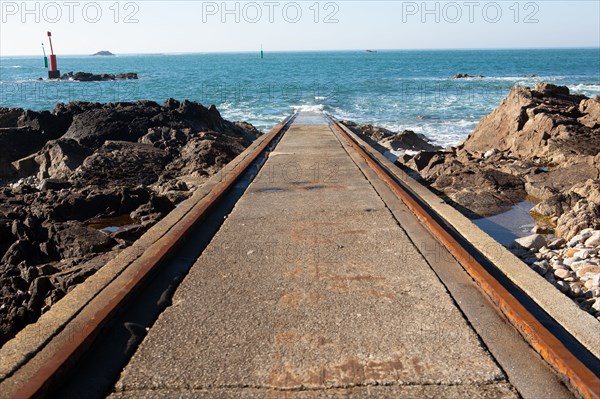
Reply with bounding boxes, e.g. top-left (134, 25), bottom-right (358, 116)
top-left (110, 114), bottom-right (553, 398)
